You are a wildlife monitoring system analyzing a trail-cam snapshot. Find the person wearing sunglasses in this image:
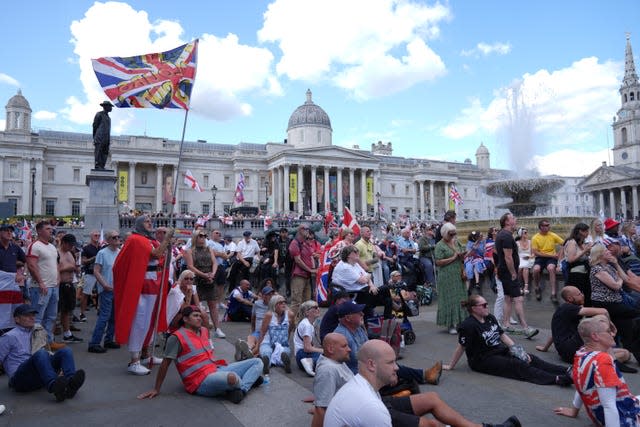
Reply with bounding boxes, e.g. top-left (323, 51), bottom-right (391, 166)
top-left (444, 295), bottom-right (572, 387)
